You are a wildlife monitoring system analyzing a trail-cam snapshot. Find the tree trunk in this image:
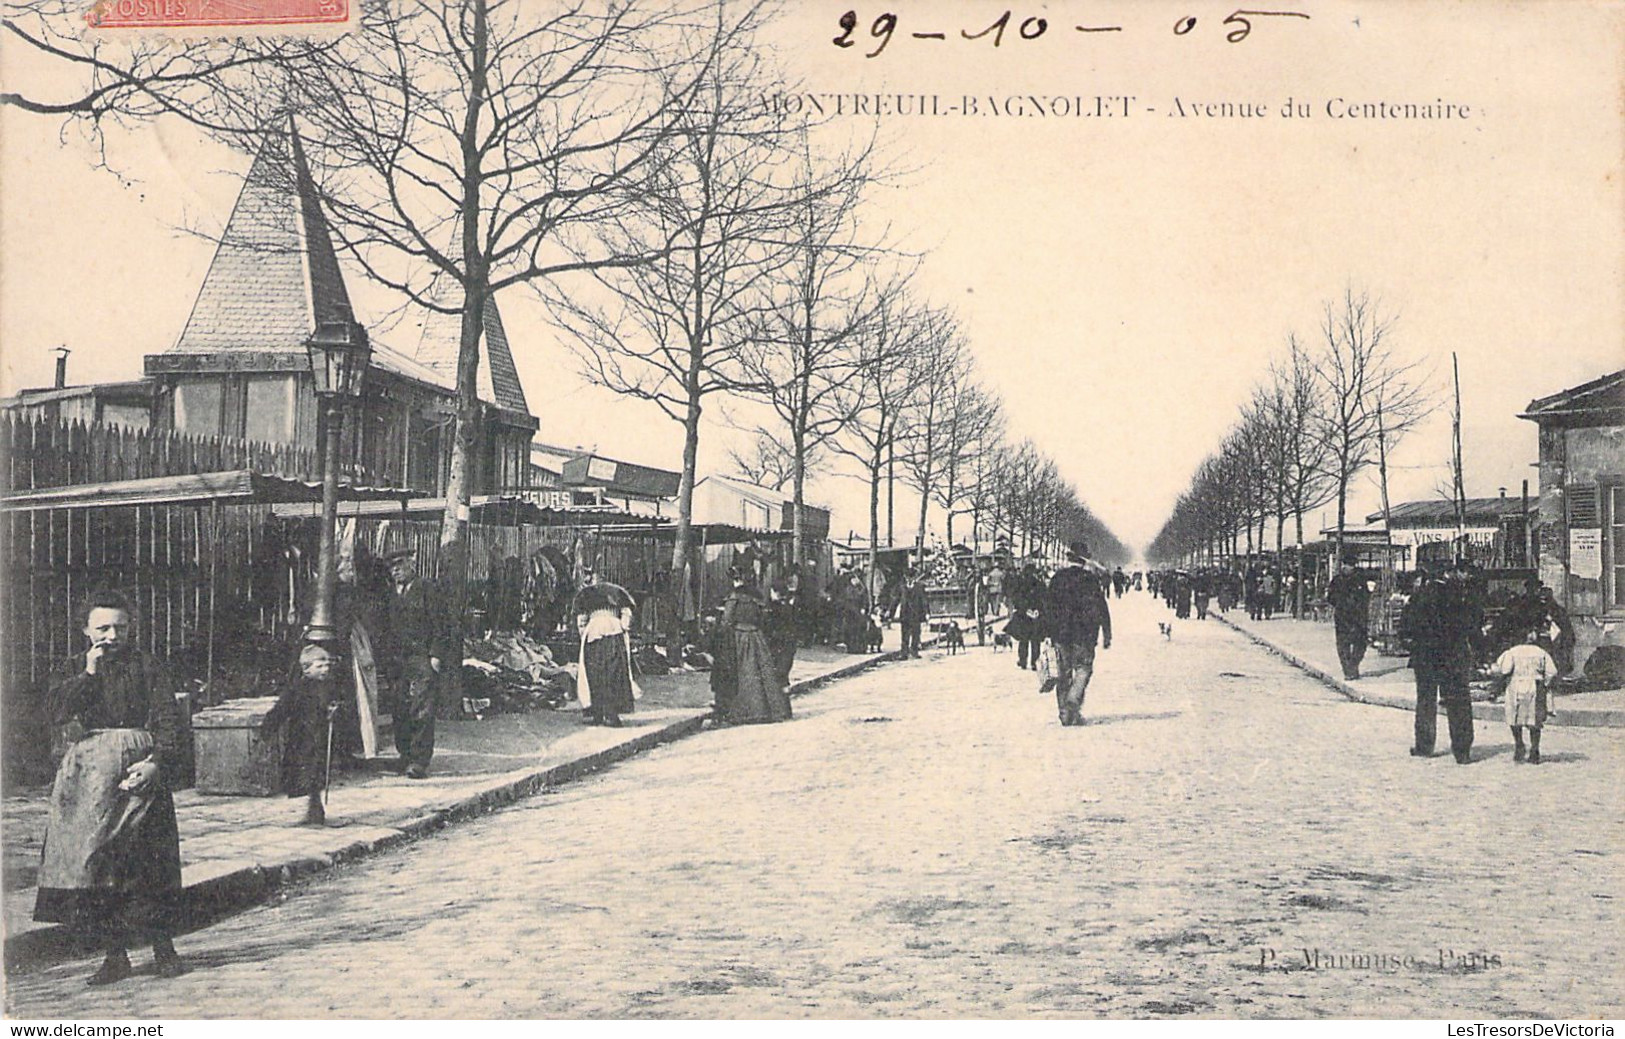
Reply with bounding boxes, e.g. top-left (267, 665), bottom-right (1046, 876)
top-left (671, 390), bottom-right (703, 638)
top-left (867, 445), bottom-right (882, 594)
top-left (440, 0), bottom-right (489, 633)
top-left (1294, 508), bottom-right (1306, 618)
